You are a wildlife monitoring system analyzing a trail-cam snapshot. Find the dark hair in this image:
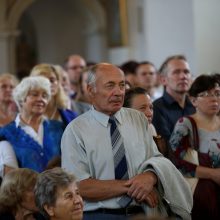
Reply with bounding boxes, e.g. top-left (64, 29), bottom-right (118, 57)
top-left (124, 87), bottom-right (148, 107)
top-left (159, 54), bottom-right (187, 75)
top-left (135, 61), bottom-right (156, 74)
top-left (212, 73), bottom-right (220, 85)
top-left (188, 74), bottom-right (219, 97)
top-left (120, 60), bottom-right (139, 76)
